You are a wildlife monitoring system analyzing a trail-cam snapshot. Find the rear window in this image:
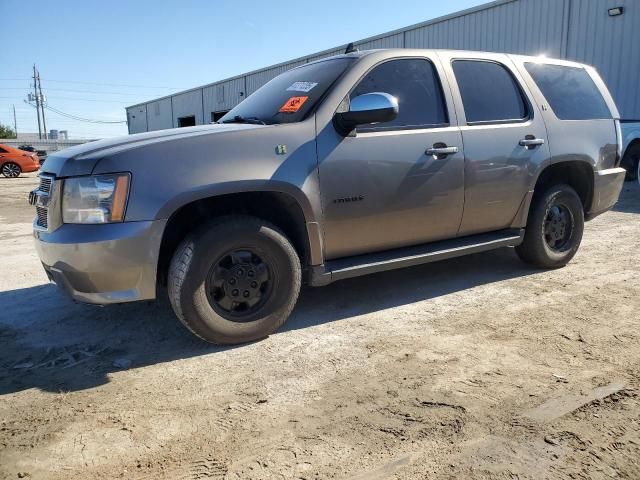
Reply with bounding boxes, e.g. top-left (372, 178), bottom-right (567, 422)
top-left (524, 63), bottom-right (611, 120)
top-left (452, 60), bottom-right (528, 124)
